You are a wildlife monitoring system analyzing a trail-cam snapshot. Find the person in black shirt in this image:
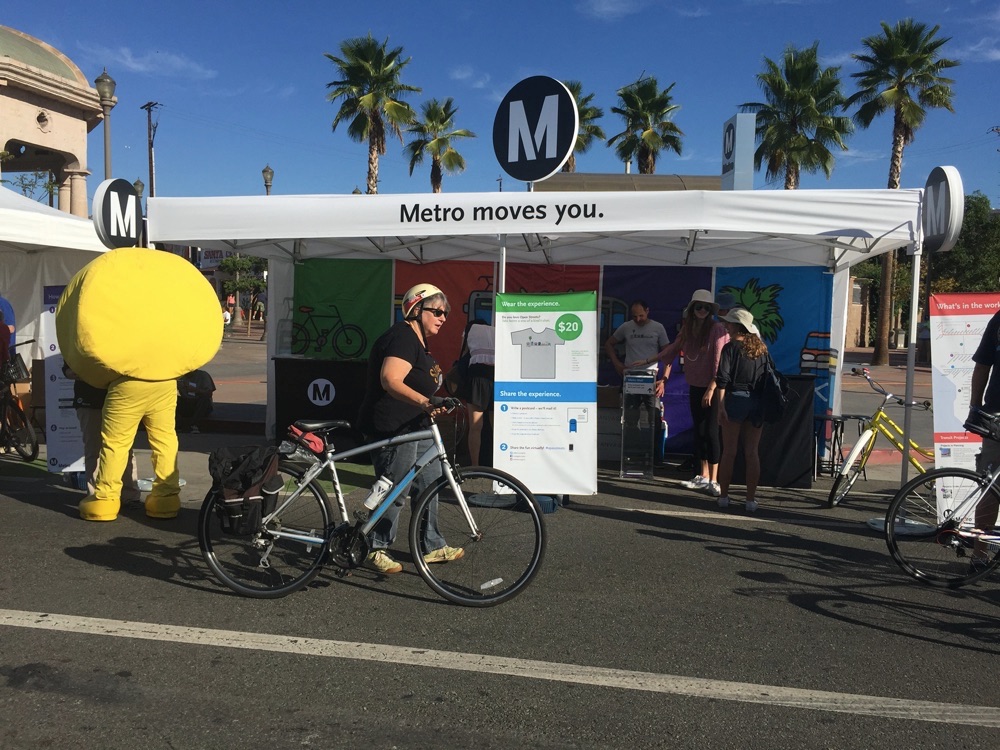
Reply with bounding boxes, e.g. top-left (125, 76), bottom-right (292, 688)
top-left (715, 308), bottom-right (770, 513)
top-left (970, 308), bottom-right (1000, 551)
top-left (357, 283), bottom-right (464, 574)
